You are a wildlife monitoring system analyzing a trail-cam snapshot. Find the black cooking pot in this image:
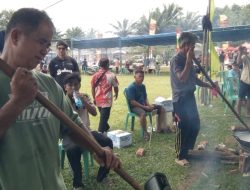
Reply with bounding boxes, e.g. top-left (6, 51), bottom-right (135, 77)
top-left (233, 131), bottom-right (250, 152)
